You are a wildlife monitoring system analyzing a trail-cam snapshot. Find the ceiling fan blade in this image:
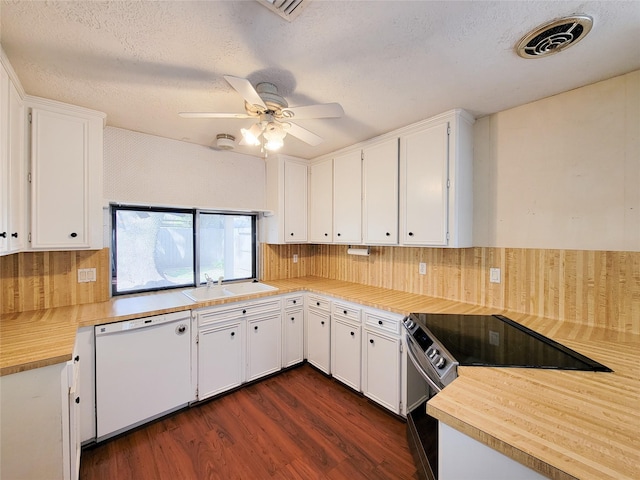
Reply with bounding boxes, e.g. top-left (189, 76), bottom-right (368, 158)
top-left (223, 75), bottom-right (266, 109)
top-left (179, 112), bottom-right (252, 119)
top-left (285, 122), bottom-right (323, 146)
top-left (282, 103), bottom-right (344, 119)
